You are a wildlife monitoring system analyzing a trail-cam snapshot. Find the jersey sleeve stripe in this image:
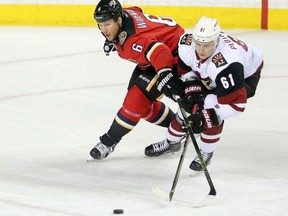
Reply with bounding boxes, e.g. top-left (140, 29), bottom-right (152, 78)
top-left (145, 42), bottom-right (163, 62)
top-left (229, 103), bottom-right (246, 112)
